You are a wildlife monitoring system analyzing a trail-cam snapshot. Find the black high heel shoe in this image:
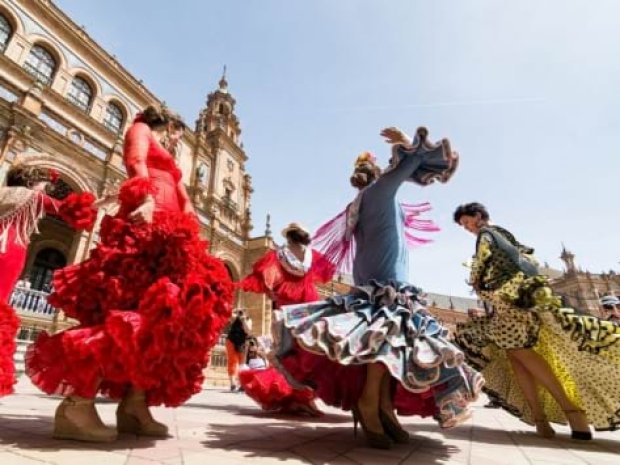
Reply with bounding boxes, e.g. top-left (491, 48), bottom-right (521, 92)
top-left (379, 410), bottom-right (410, 444)
top-left (352, 405), bottom-right (393, 449)
top-left (564, 409), bottom-right (592, 441)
